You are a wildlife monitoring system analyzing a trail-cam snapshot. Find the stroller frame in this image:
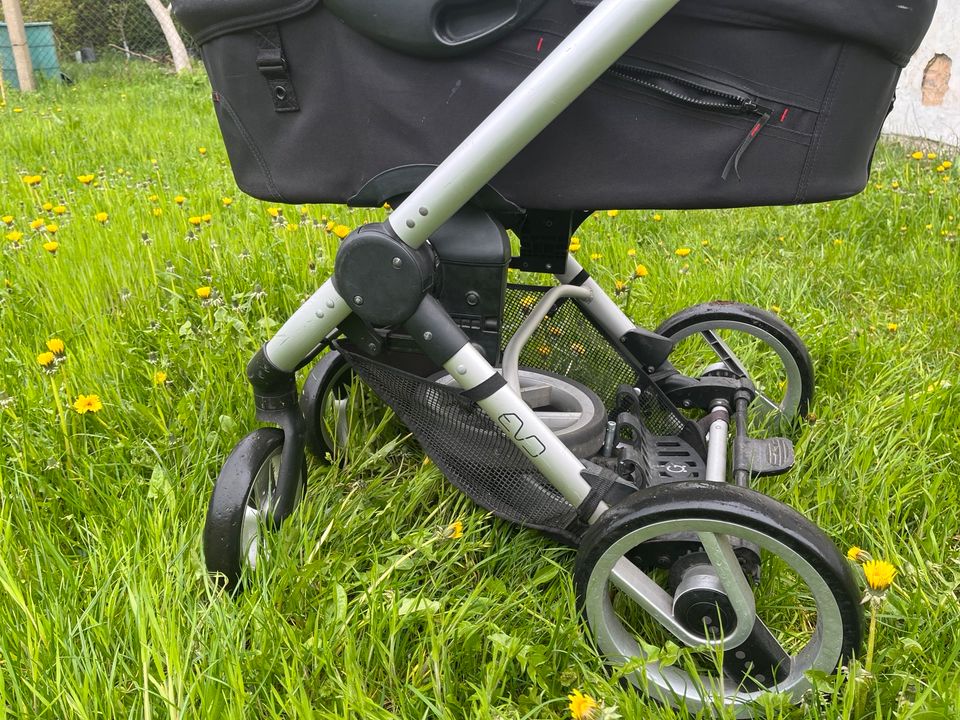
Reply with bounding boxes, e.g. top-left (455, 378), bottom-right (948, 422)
top-left (205, 0), bottom-right (865, 713)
